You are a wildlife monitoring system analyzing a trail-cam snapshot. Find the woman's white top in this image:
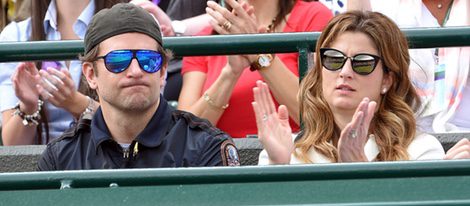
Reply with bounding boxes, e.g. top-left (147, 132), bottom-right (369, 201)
top-left (258, 133), bottom-right (445, 165)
